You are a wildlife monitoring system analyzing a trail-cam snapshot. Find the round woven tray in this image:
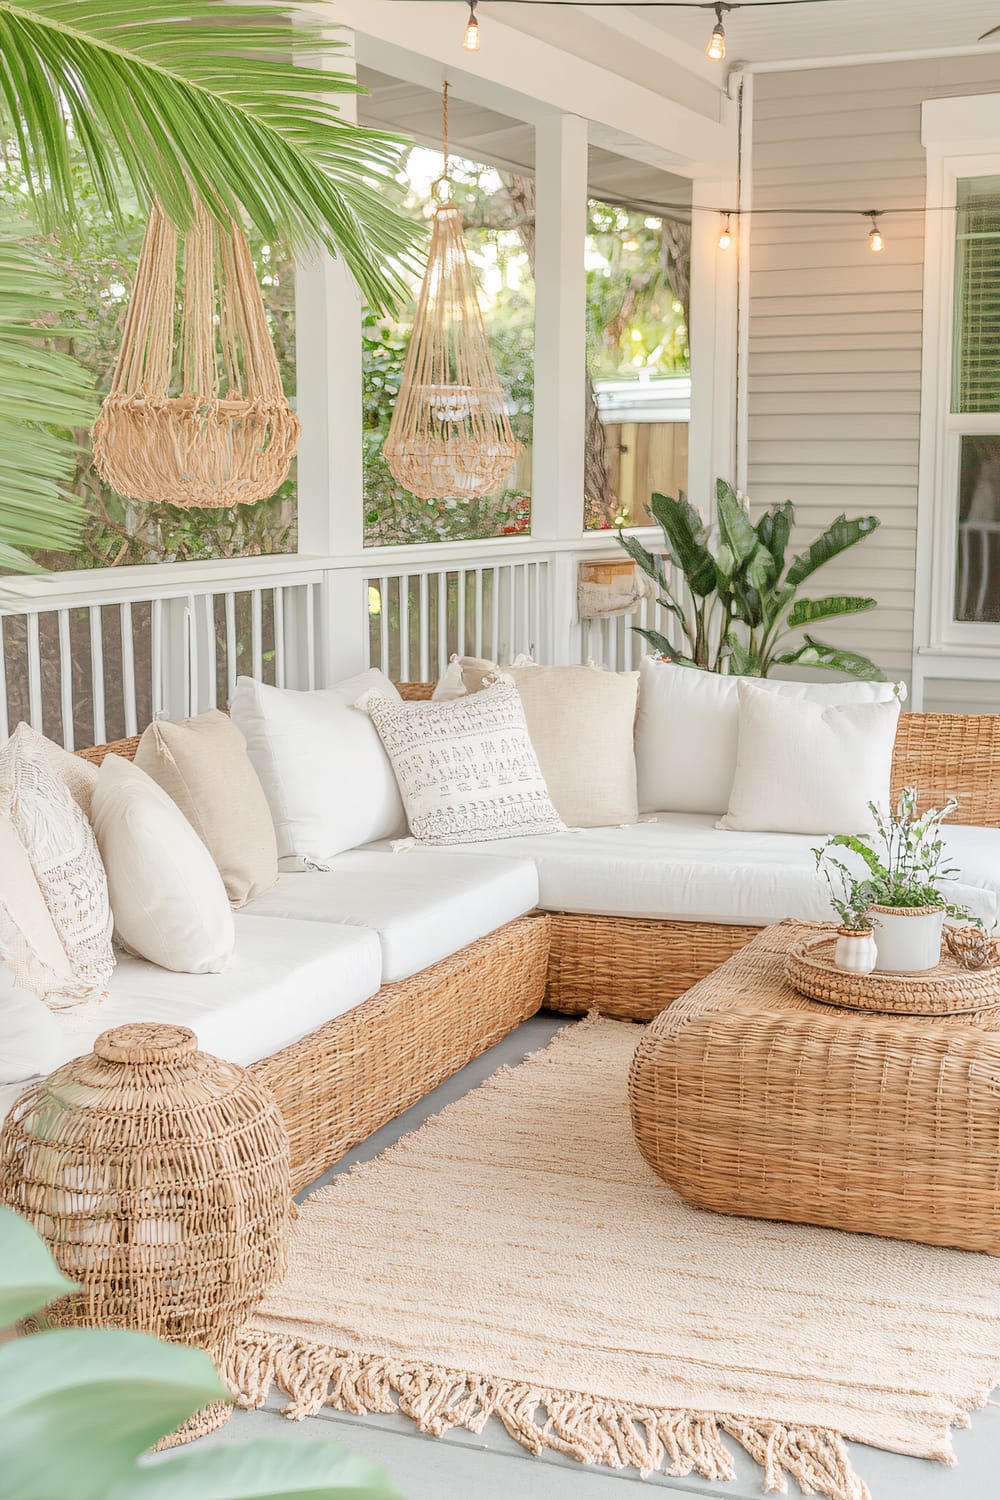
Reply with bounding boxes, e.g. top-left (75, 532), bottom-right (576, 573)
top-left (785, 935), bottom-right (1000, 1015)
